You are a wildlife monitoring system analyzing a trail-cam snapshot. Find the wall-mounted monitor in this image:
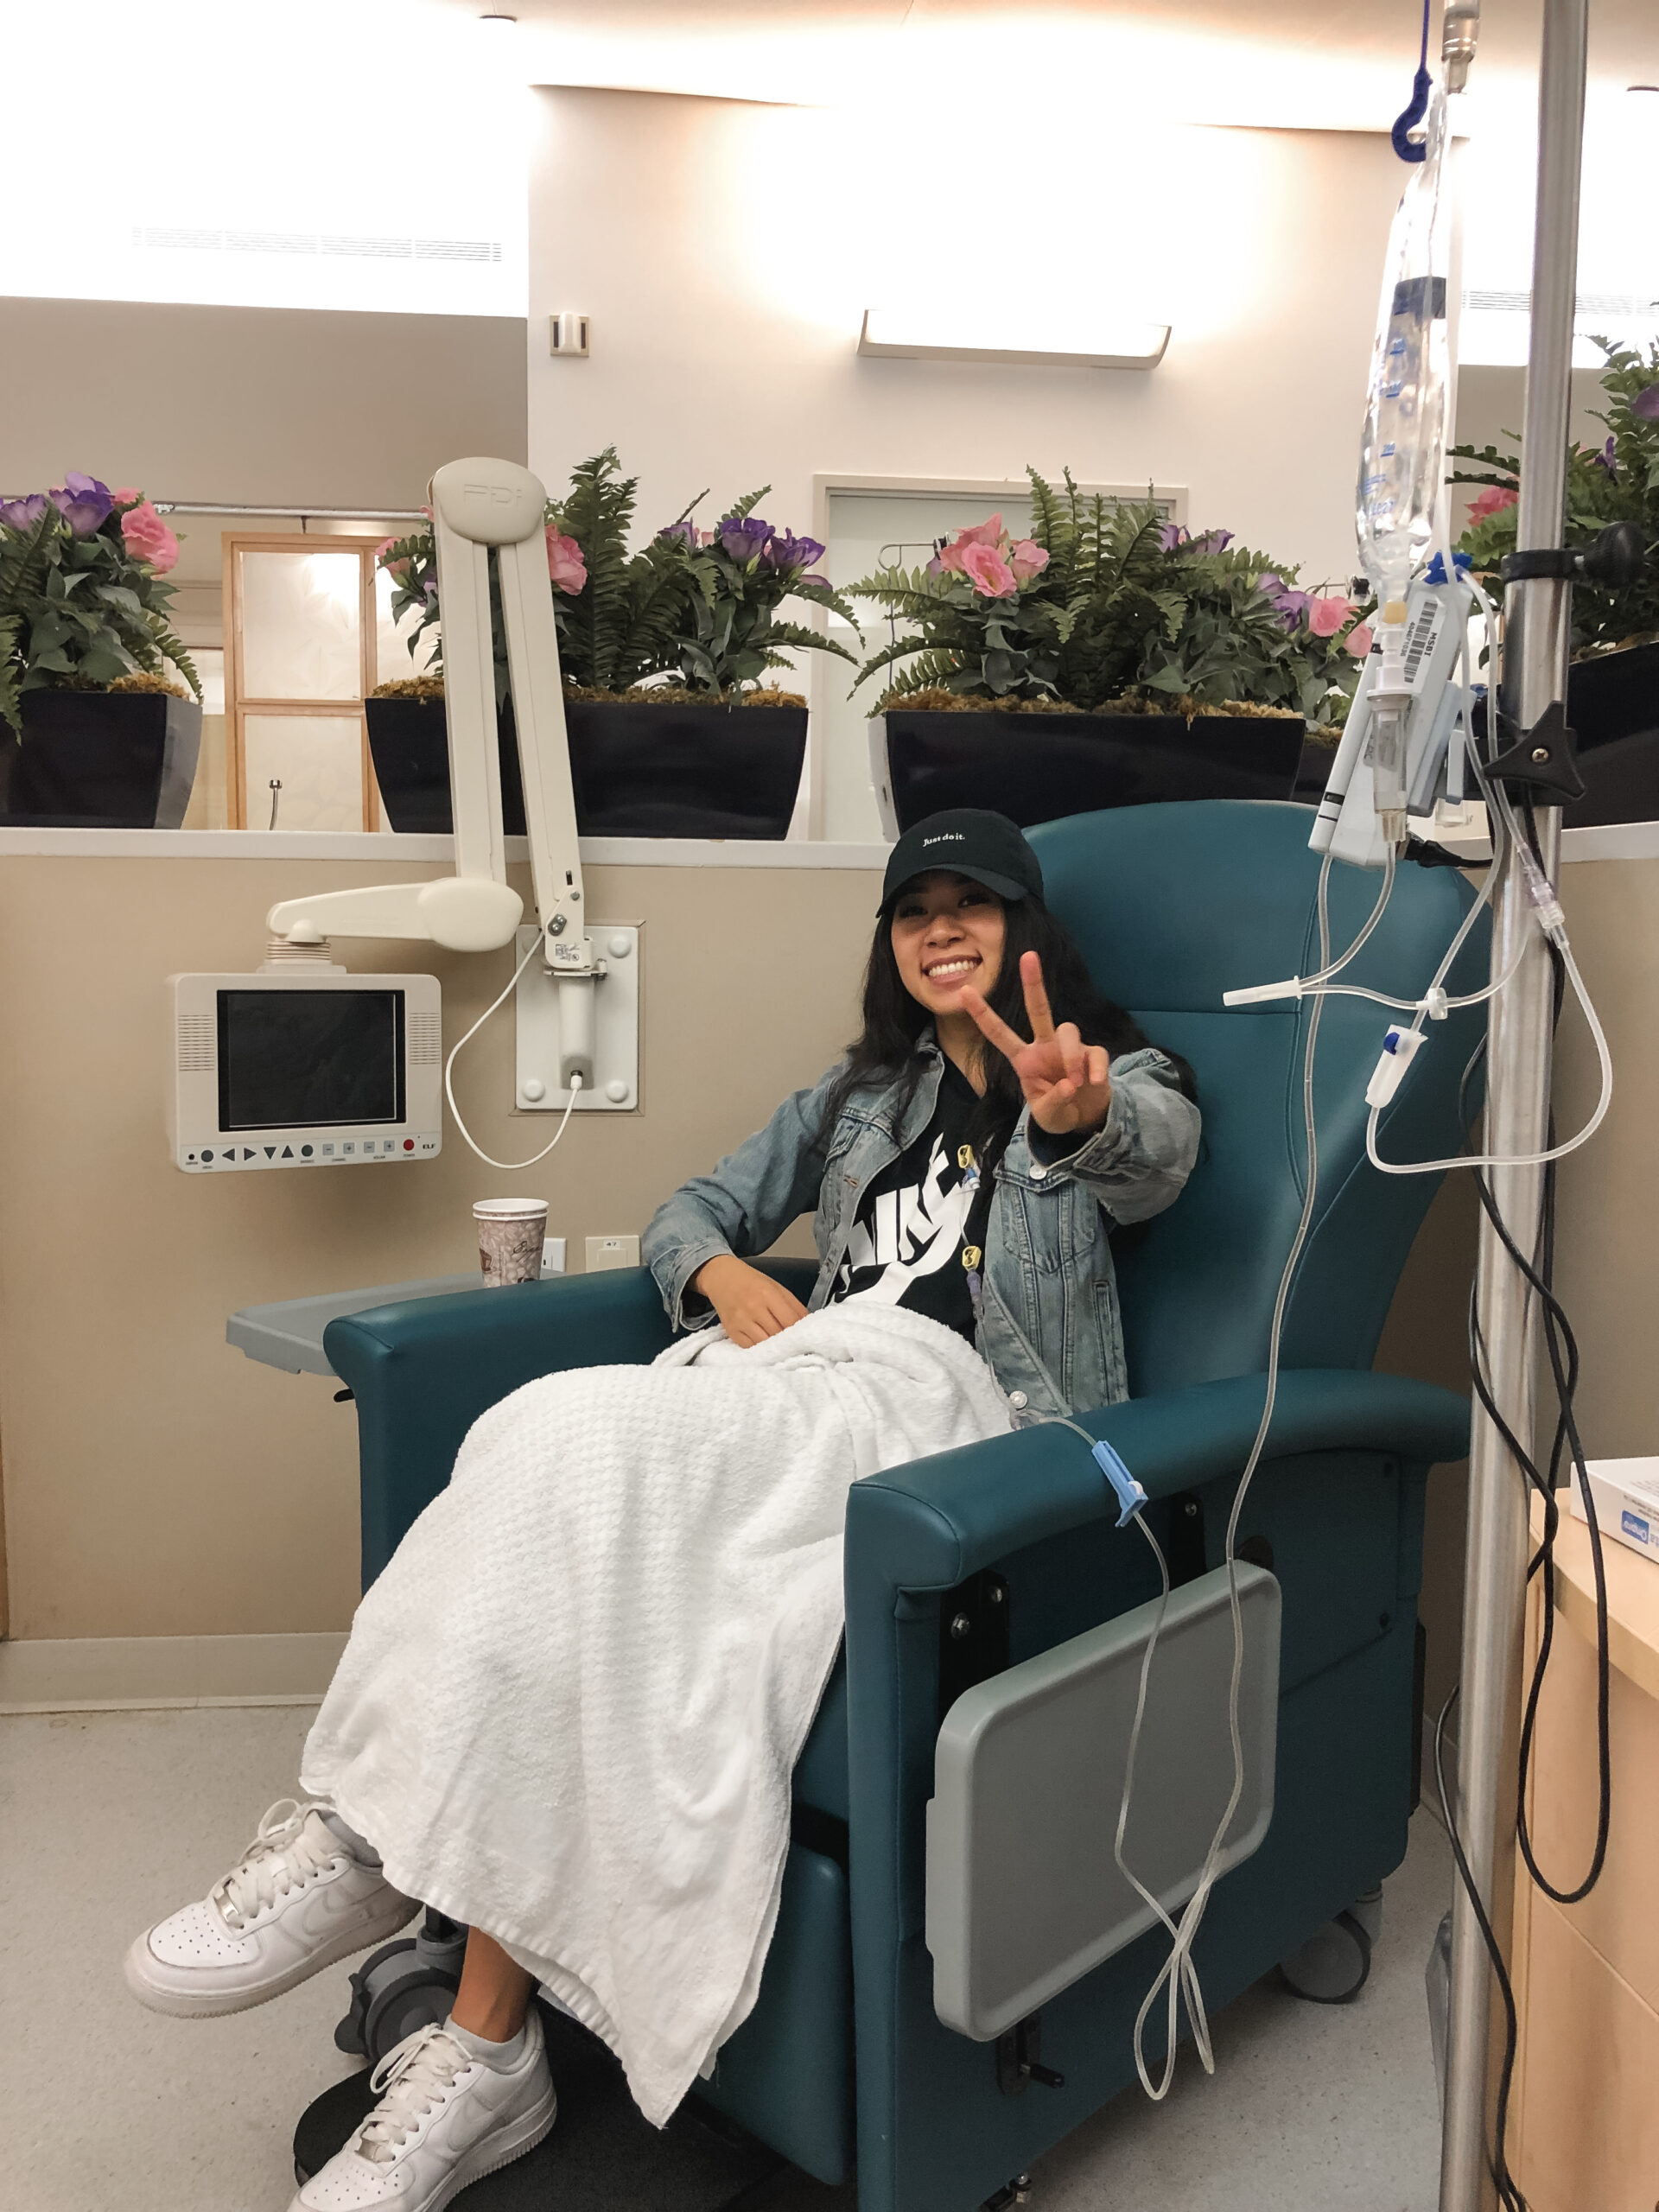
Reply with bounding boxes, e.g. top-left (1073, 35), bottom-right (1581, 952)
top-left (167, 972), bottom-right (442, 1173)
